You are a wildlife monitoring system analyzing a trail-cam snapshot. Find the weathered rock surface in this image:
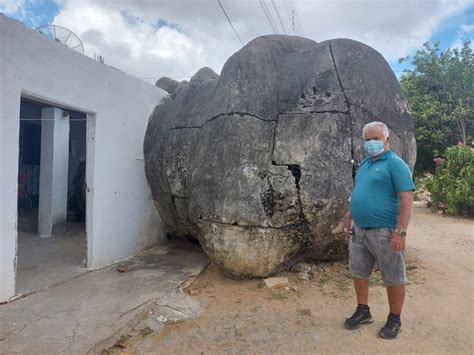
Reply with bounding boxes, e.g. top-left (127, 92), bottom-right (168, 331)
top-left (155, 76), bottom-right (179, 94)
top-left (144, 35), bottom-right (416, 278)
